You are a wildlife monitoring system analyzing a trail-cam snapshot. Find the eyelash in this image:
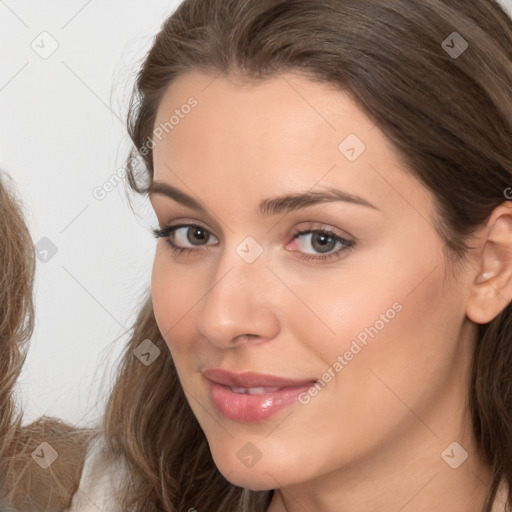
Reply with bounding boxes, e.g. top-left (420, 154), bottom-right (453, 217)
top-left (152, 223), bottom-right (356, 262)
